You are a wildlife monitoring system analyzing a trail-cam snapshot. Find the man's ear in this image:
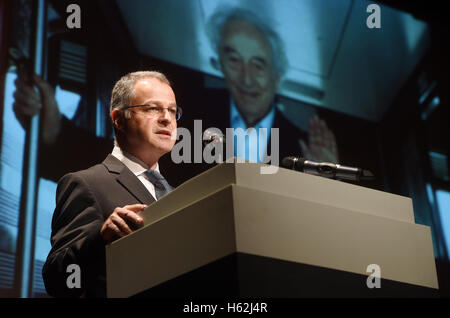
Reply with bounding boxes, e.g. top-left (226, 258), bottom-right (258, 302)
top-left (111, 109), bottom-right (126, 132)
